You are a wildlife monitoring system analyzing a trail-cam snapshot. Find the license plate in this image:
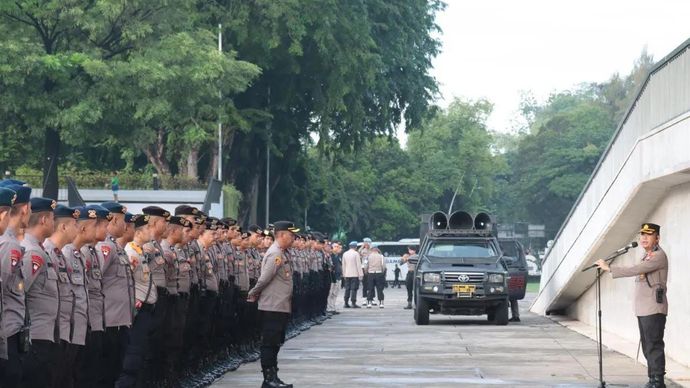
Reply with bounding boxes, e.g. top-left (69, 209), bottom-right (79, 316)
top-left (452, 284), bottom-right (475, 294)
